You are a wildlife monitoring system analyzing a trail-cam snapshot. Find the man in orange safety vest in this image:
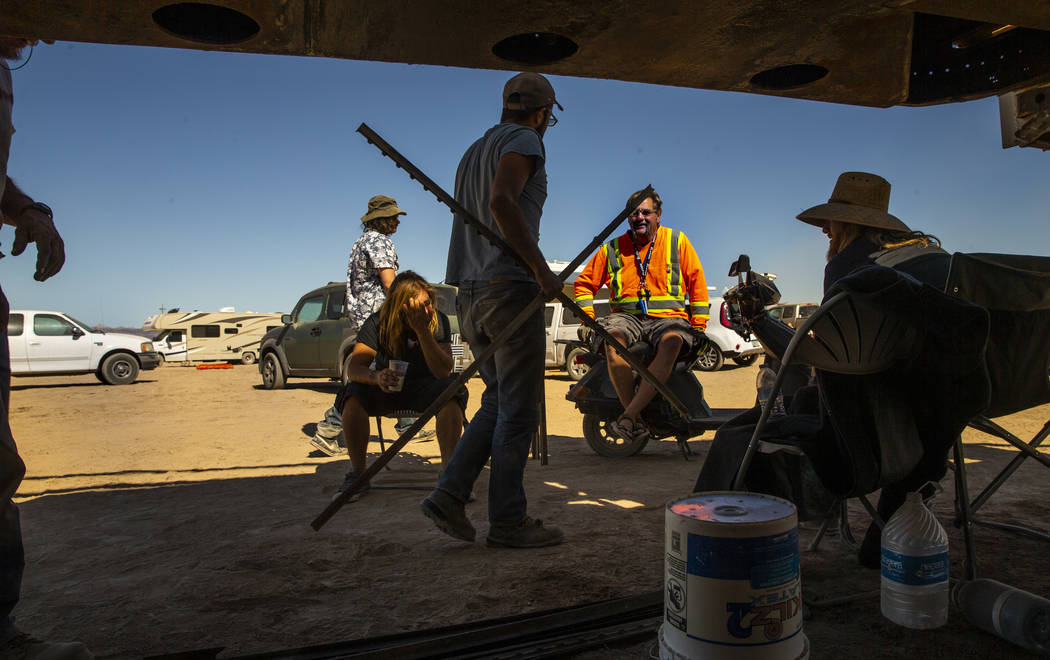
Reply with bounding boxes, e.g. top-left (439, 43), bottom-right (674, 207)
top-left (573, 187), bottom-right (709, 442)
